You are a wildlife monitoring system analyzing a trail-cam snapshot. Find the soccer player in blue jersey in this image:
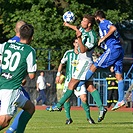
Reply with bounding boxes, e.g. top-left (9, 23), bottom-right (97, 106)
top-left (77, 10), bottom-right (125, 111)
